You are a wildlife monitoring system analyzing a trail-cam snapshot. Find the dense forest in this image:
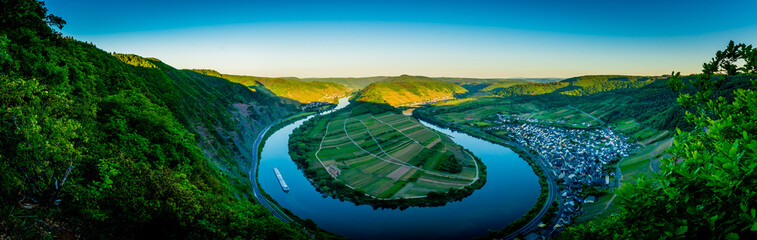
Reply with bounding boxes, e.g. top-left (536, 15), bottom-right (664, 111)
top-left (0, 0), bottom-right (308, 238)
top-left (562, 41), bottom-right (757, 239)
